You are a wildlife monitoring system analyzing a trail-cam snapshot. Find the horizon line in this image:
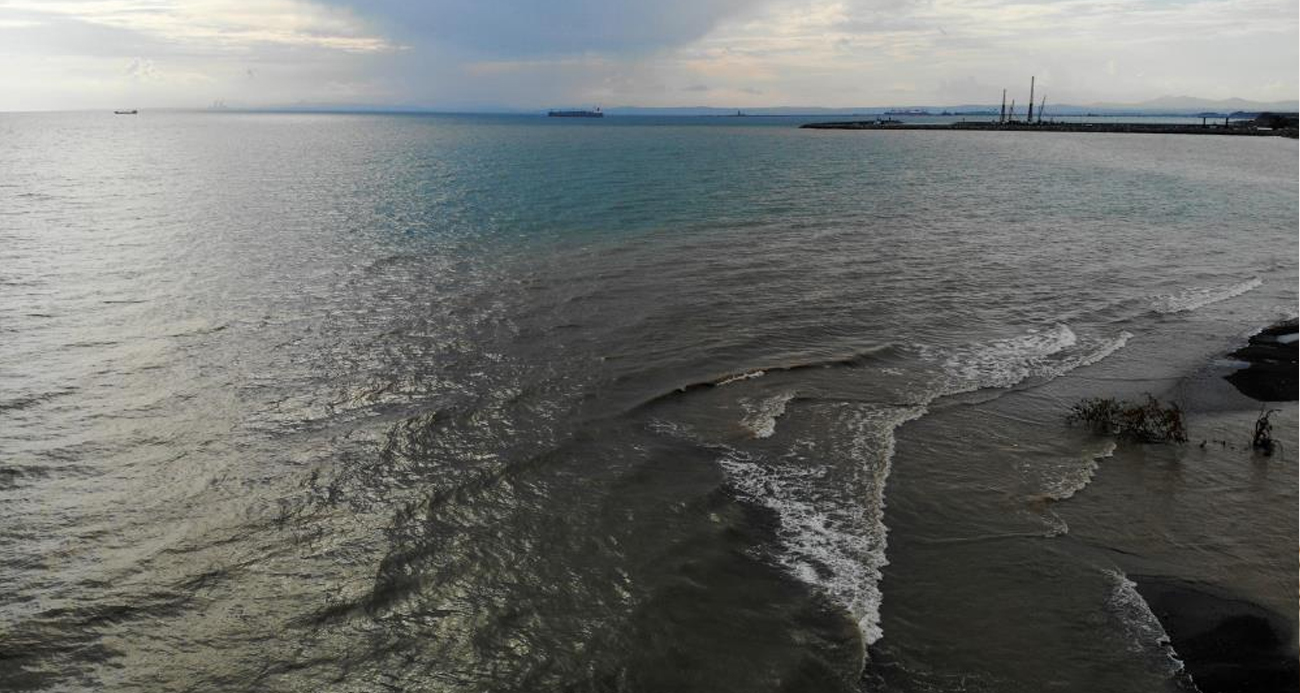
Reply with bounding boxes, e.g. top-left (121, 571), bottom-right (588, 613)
top-left (4, 100), bottom-right (1299, 116)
